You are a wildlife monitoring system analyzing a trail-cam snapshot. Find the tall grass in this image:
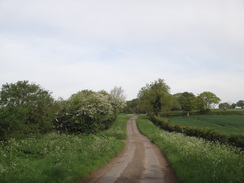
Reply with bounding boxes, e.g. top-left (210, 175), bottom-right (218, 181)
top-left (137, 117), bottom-right (244, 183)
top-left (0, 114), bottom-right (131, 183)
